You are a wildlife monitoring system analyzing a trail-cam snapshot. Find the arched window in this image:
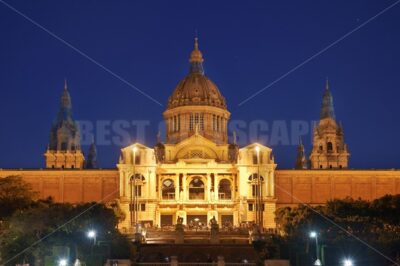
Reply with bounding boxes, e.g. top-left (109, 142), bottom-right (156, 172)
top-left (218, 179), bottom-right (232, 199)
top-left (248, 174), bottom-right (264, 182)
top-left (248, 174), bottom-right (264, 198)
top-left (162, 179), bottom-right (175, 200)
top-left (327, 142), bottom-right (333, 152)
top-left (189, 178), bottom-right (204, 200)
